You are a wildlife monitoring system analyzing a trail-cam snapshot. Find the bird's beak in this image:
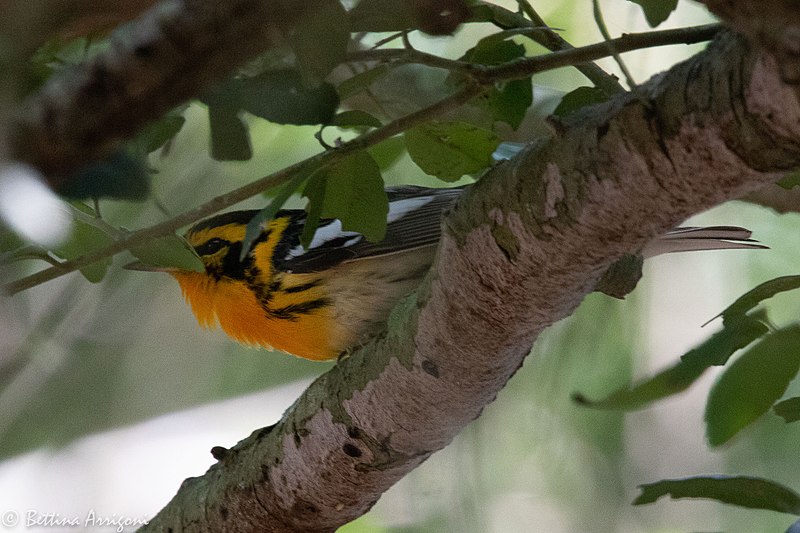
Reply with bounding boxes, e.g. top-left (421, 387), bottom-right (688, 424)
top-left (123, 261), bottom-right (179, 273)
